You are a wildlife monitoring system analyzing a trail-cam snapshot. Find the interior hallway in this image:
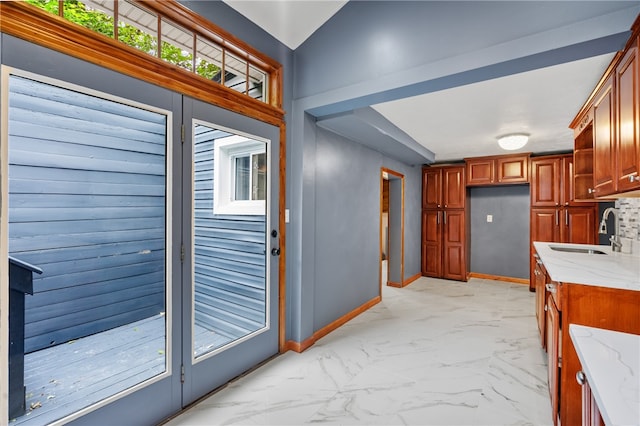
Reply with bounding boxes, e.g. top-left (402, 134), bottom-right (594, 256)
top-left (164, 277), bottom-right (553, 425)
